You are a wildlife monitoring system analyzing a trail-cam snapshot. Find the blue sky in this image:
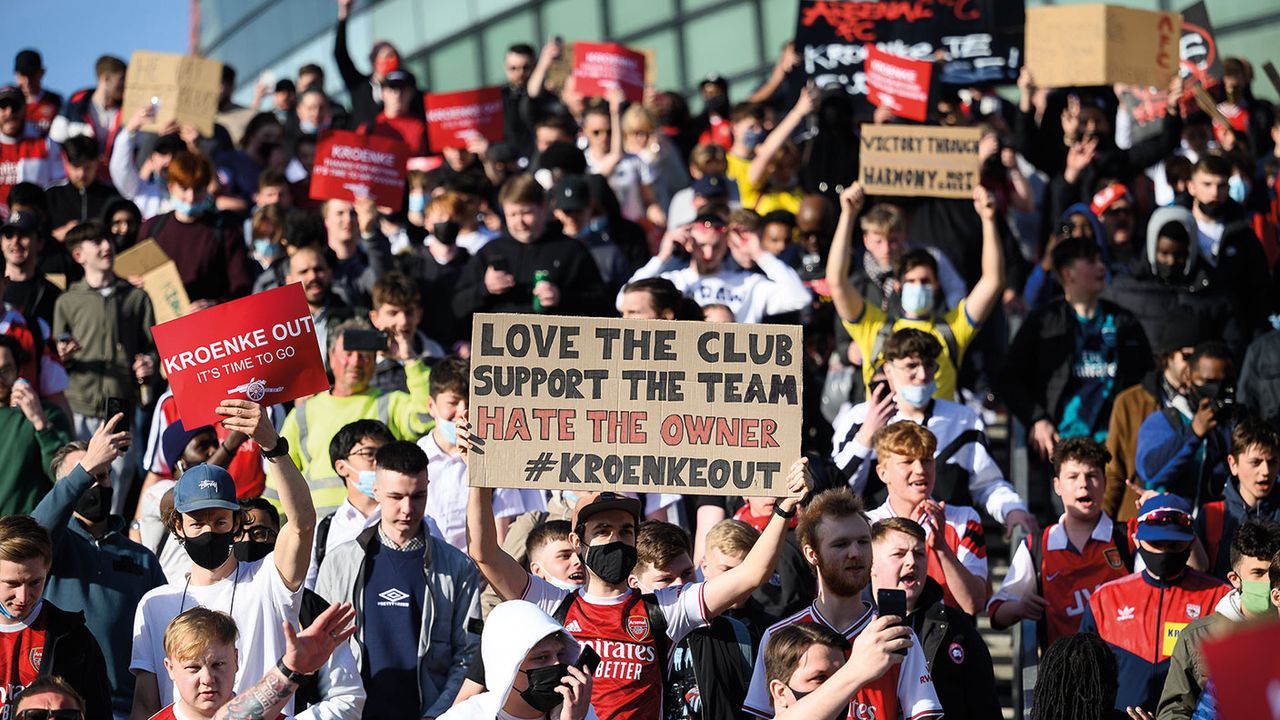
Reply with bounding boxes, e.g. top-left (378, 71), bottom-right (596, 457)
top-left (5, 0), bottom-right (188, 95)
